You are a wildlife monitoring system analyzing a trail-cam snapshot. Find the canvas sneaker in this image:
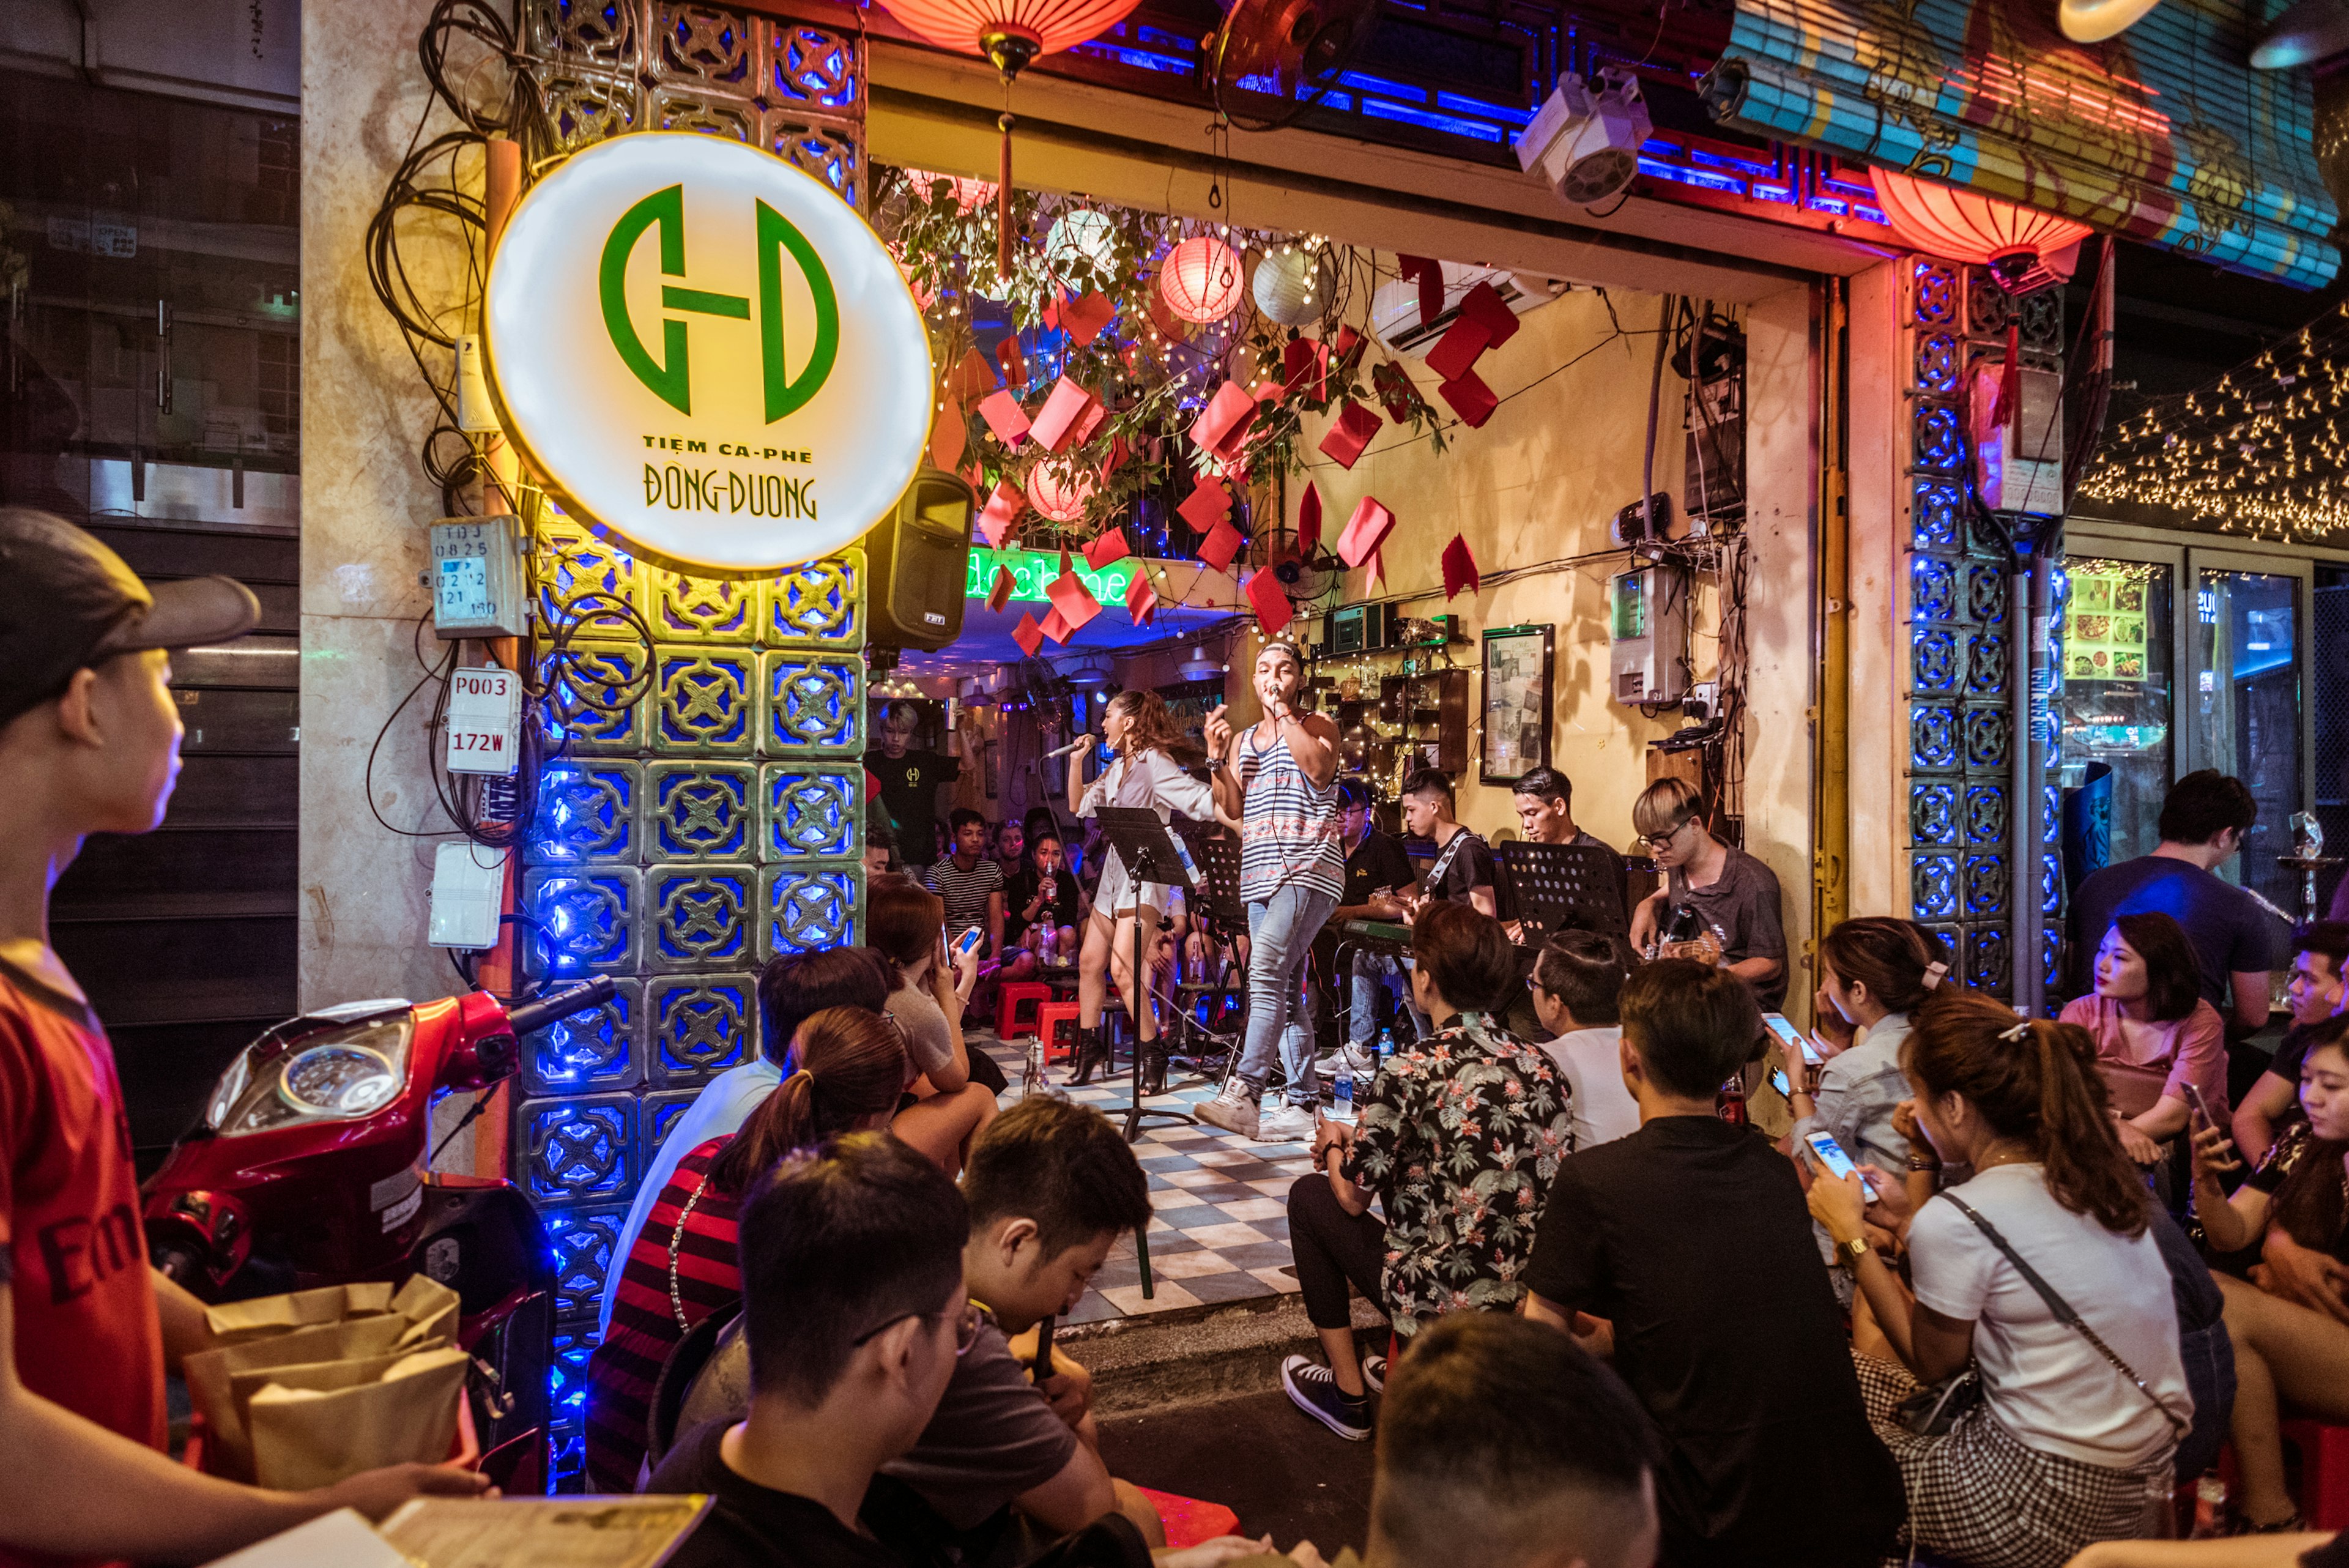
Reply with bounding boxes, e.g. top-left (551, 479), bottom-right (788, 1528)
top-left (1281, 1355), bottom-right (1371, 1441)
top-left (1312, 1042), bottom-right (1377, 1077)
top-left (1361, 1353), bottom-right (1388, 1393)
top-left (1195, 1082), bottom-right (1261, 1139)
top-left (1256, 1103), bottom-right (1320, 1143)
